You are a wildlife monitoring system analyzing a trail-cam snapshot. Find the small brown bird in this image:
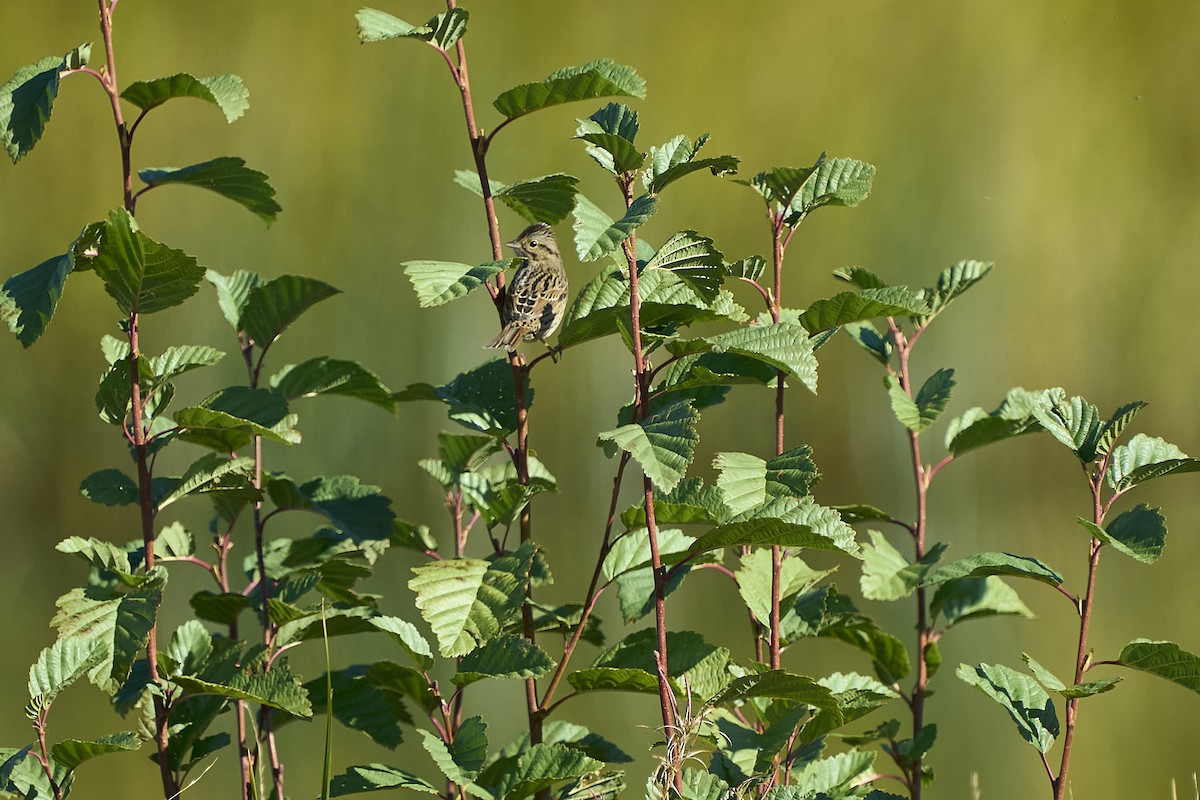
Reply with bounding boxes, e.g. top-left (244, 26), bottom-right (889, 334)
top-left (485, 222), bottom-right (568, 352)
